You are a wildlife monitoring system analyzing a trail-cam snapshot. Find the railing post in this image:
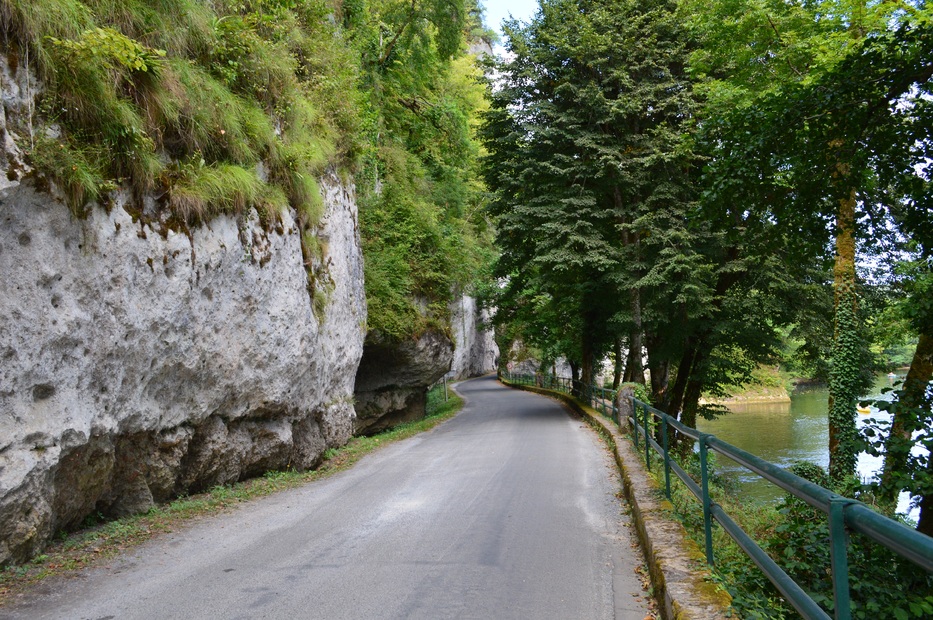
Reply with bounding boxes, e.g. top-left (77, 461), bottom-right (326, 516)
top-left (661, 414), bottom-right (671, 500)
top-left (829, 497), bottom-right (853, 620)
top-left (643, 402), bottom-right (651, 469)
top-left (699, 432), bottom-right (714, 565)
